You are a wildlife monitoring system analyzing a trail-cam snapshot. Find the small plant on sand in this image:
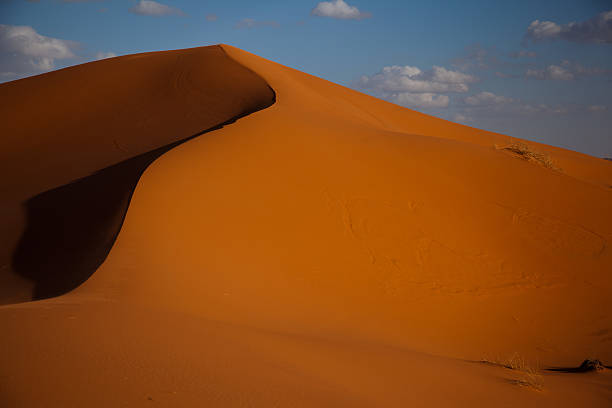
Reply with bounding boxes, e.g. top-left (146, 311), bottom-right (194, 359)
top-left (496, 142), bottom-right (557, 170)
top-left (481, 352), bottom-right (544, 391)
top-left (511, 368), bottom-right (544, 390)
